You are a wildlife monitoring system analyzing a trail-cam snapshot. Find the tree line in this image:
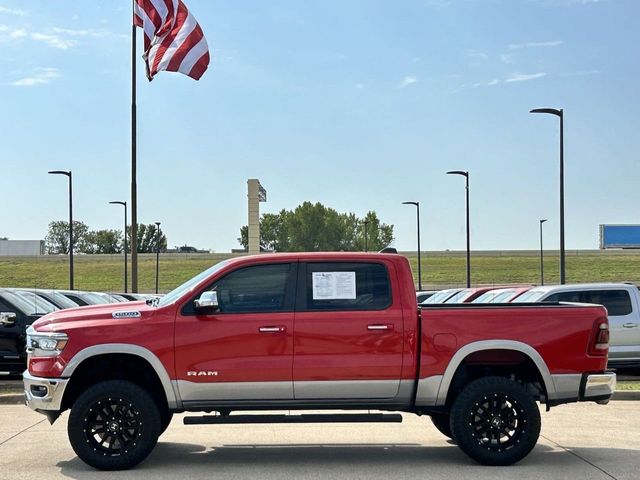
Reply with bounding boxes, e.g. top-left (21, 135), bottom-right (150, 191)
top-left (238, 202), bottom-right (394, 252)
top-left (45, 221), bottom-right (167, 254)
